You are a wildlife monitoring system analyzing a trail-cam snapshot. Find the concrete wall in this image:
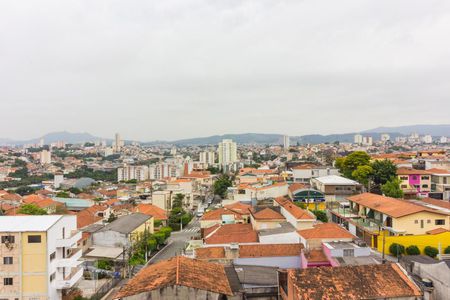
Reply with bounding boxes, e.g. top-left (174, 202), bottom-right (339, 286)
top-left (234, 256), bottom-right (301, 269)
top-left (410, 261), bottom-right (450, 300)
top-left (93, 231), bottom-right (128, 248)
top-left (259, 232), bottom-right (300, 244)
top-left (121, 285), bottom-right (242, 300)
